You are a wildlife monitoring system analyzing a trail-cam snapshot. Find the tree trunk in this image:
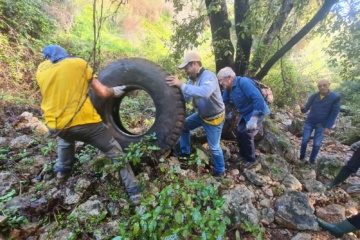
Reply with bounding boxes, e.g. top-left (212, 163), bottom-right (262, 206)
top-left (205, 0), bottom-right (234, 73)
top-left (255, 0), bottom-right (339, 80)
top-left (249, 0), bottom-right (294, 76)
top-left (234, 0), bottom-right (252, 76)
